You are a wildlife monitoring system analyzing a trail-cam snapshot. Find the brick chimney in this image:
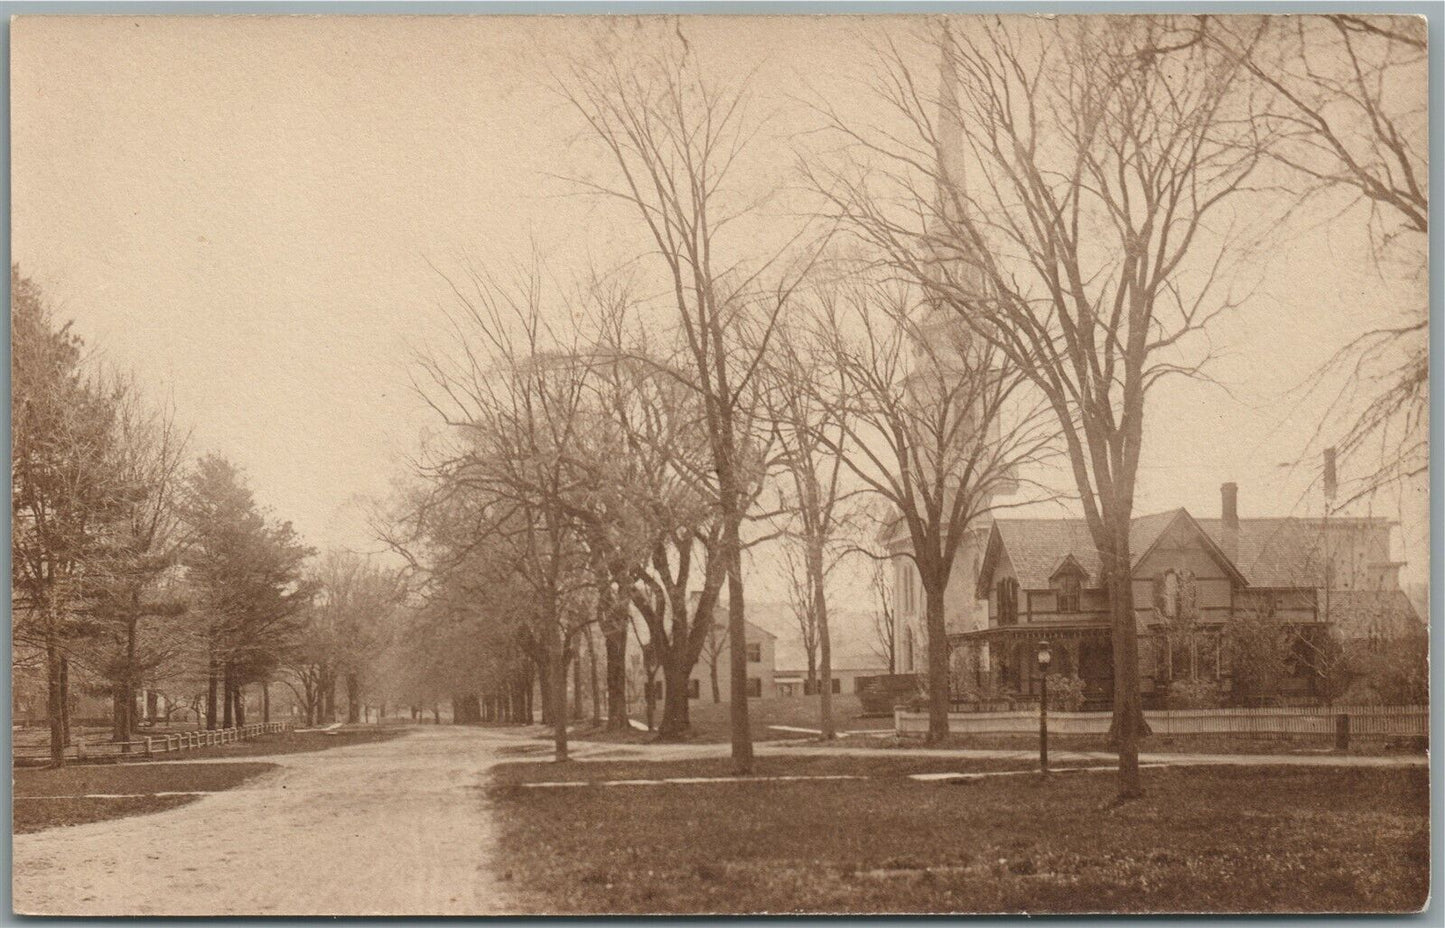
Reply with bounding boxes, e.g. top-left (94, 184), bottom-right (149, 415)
top-left (1221, 482), bottom-right (1239, 561)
